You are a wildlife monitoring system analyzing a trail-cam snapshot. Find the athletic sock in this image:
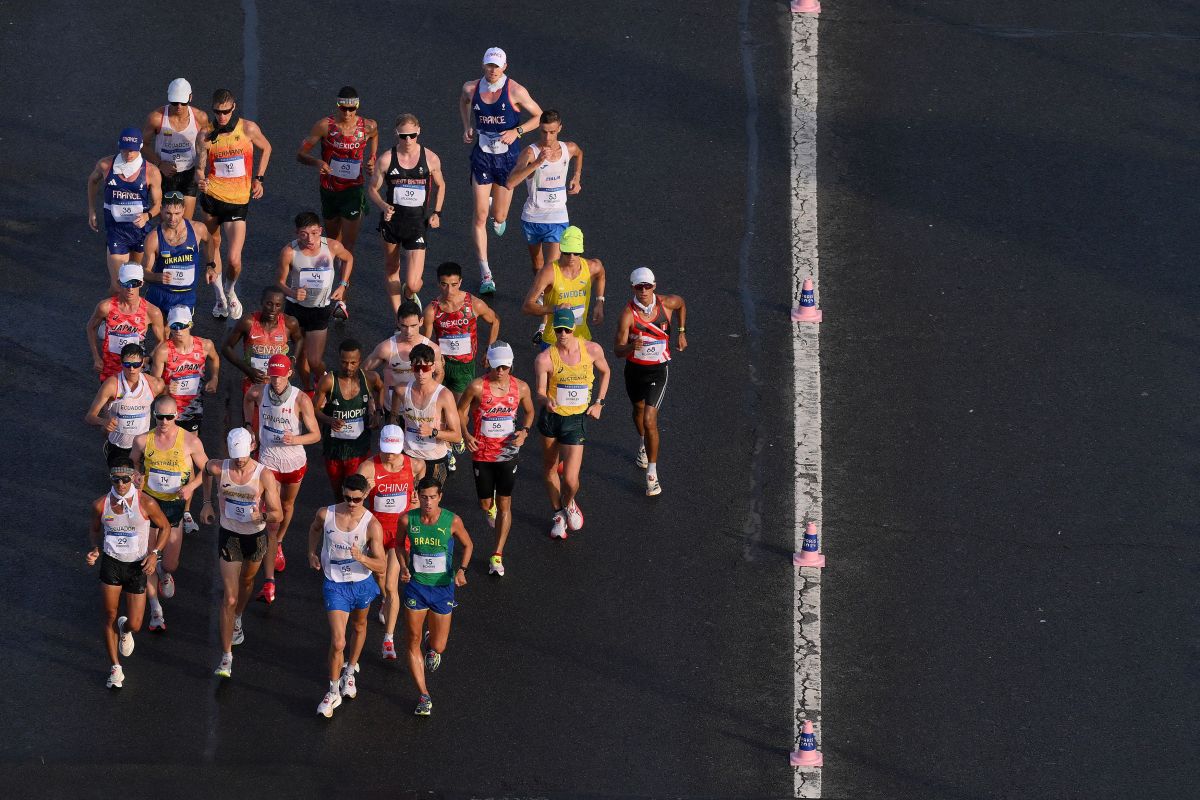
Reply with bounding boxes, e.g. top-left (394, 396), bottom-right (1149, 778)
top-left (223, 651), bottom-right (232, 659)
top-left (648, 462), bottom-right (658, 478)
top-left (384, 633), bottom-right (394, 643)
top-left (149, 597), bottom-right (162, 615)
top-left (329, 680), bottom-right (338, 692)
top-left (479, 261), bottom-right (492, 280)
